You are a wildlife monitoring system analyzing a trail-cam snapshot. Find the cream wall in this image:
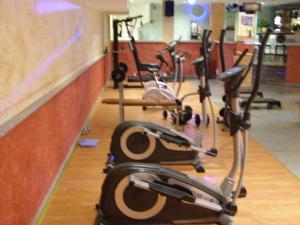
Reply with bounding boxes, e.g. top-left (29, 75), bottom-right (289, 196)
top-left (209, 3), bottom-right (225, 41)
top-left (162, 0), bottom-right (174, 43)
top-left (0, 0), bottom-right (104, 127)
